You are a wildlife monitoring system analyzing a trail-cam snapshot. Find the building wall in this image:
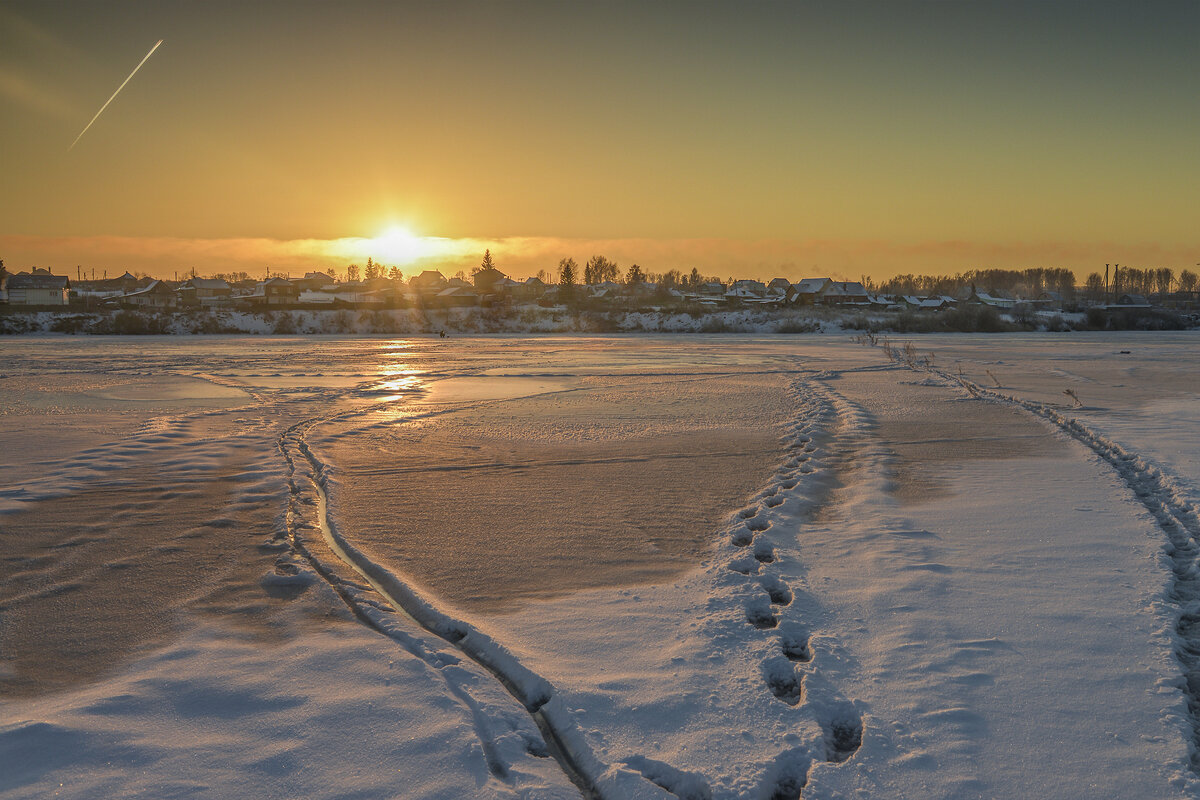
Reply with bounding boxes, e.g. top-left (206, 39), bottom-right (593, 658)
top-left (8, 287), bottom-right (68, 305)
